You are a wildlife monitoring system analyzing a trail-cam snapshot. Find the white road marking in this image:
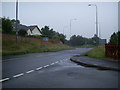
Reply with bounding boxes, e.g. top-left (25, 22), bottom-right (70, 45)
top-left (43, 65), bottom-right (49, 68)
top-left (56, 61), bottom-right (59, 63)
top-left (36, 67), bottom-right (43, 70)
top-left (0, 78), bottom-right (10, 83)
top-left (50, 63), bottom-right (54, 65)
top-left (26, 70), bottom-right (34, 73)
top-left (3, 59), bottom-right (69, 82)
top-left (43, 65), bottom-right (49, 67)
top-left (13, 73), bottom-right (24, 78)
